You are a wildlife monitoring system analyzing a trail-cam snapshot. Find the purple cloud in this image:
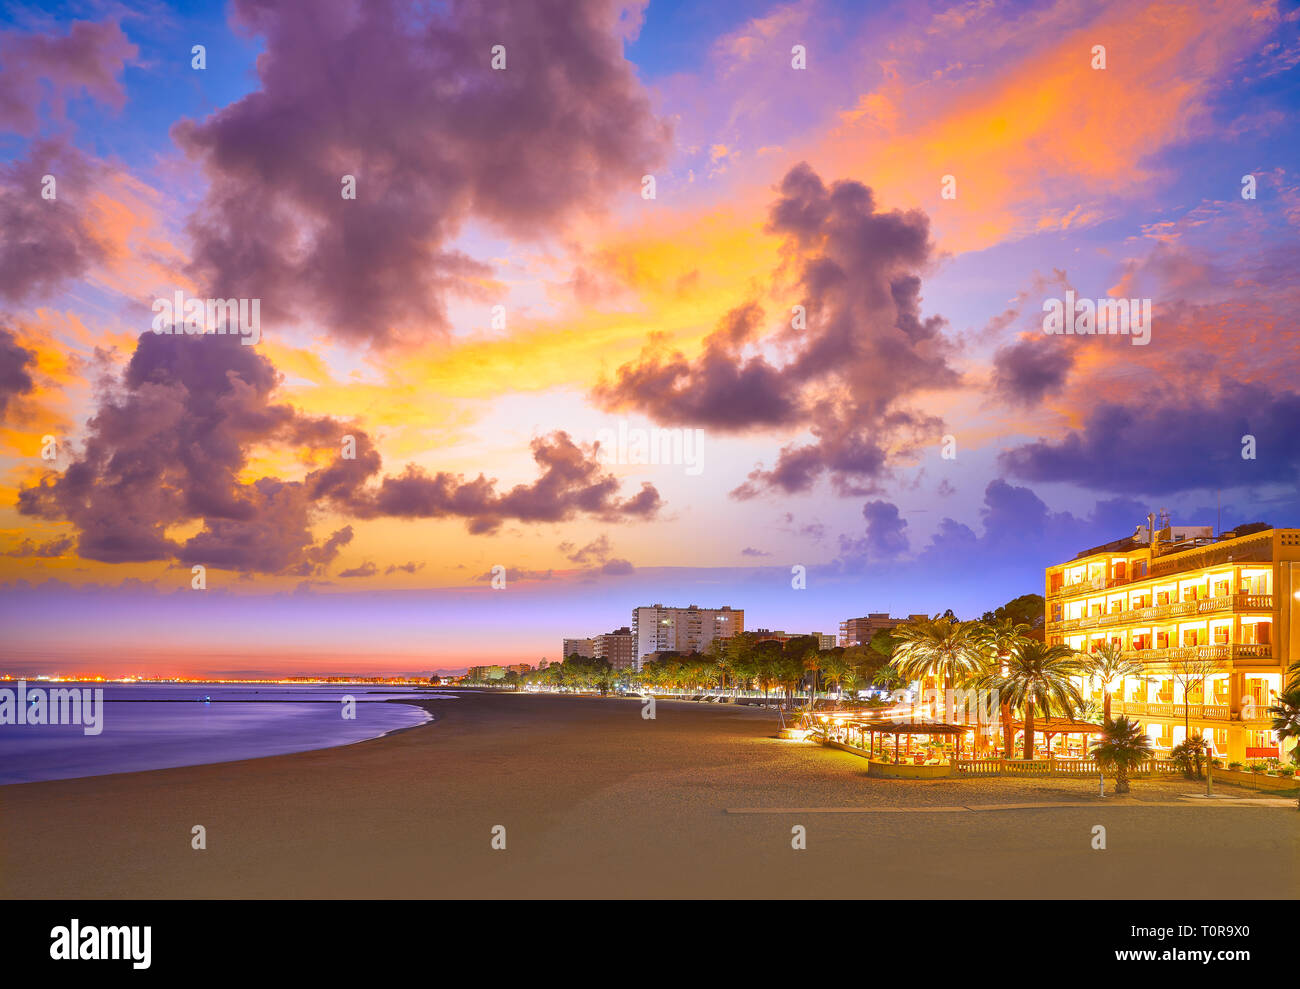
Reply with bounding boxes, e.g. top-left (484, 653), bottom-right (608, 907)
top-left (175, 0), bottom-right (670, 346)
top-left (991, 333), bottom-right (1075, 408)
top-left (0, 141), bottom-right (107, 303)
top-left (597, 162), bottom-right (957, 498)
top-left (0, 324), bottom-right (36, 418)
top-left (0, 19), bottom-right (135, 135)
top-left (19, 332), bottom-right (659, 572)
top-left (1000, 384), bottom-right (1300, 495)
